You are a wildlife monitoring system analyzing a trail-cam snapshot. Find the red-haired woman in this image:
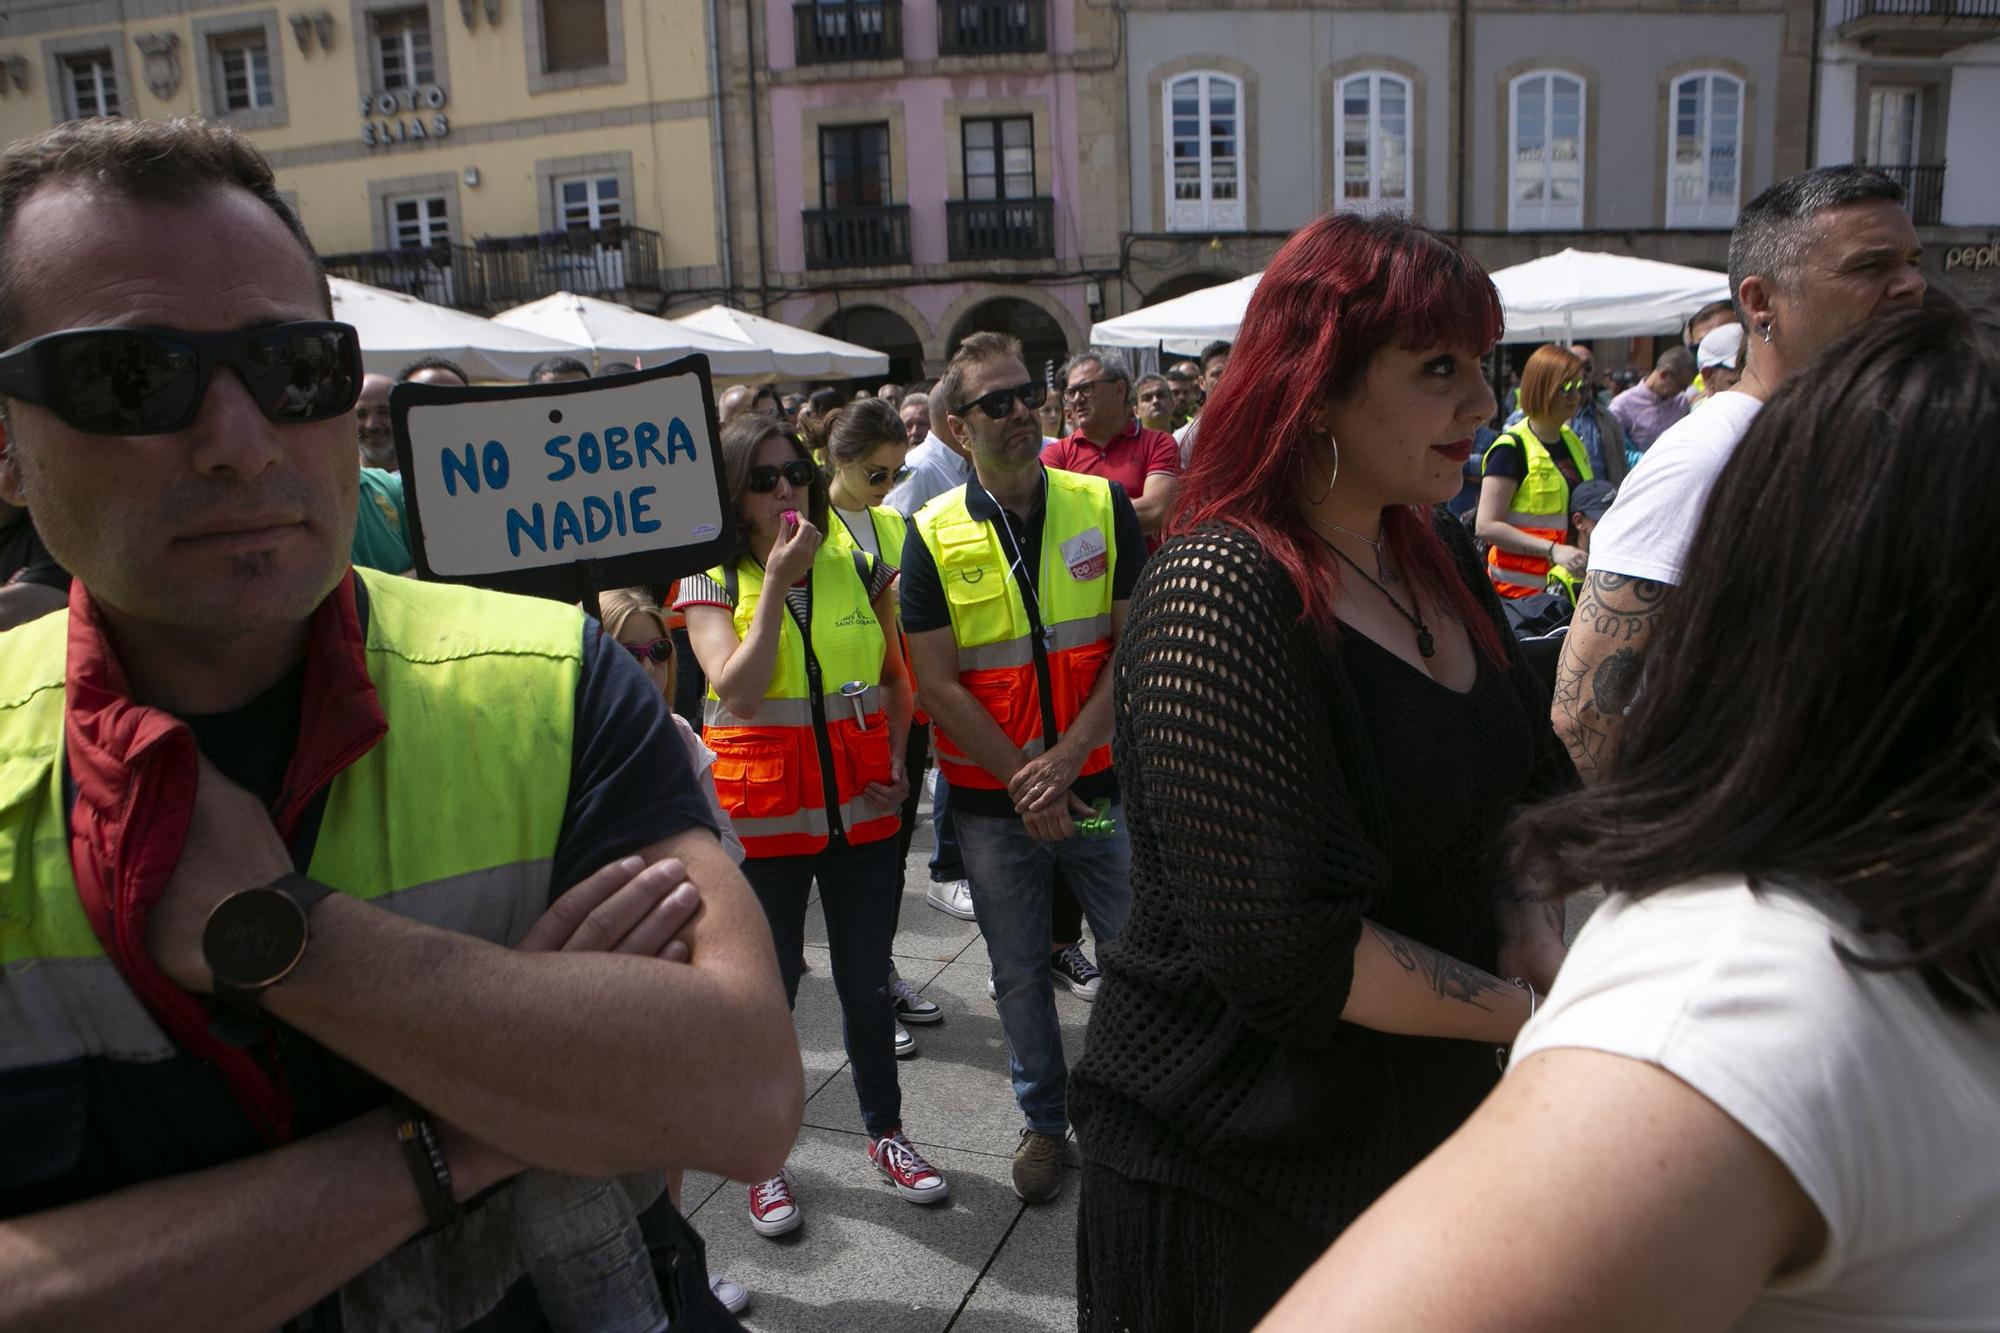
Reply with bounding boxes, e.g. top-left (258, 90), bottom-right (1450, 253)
top-left (1477, 343), bottom-right (1594, 598)
top-left (1068, 213), bottom-right (1576, 1332)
